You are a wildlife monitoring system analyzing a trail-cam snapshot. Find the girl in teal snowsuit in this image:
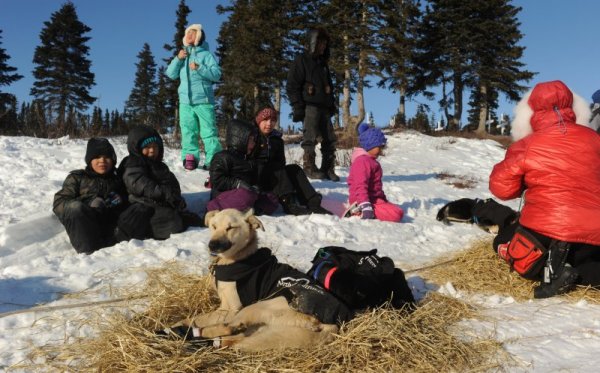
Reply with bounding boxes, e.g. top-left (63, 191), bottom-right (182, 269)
top-left (166, 24), bottom-right (222, 169)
